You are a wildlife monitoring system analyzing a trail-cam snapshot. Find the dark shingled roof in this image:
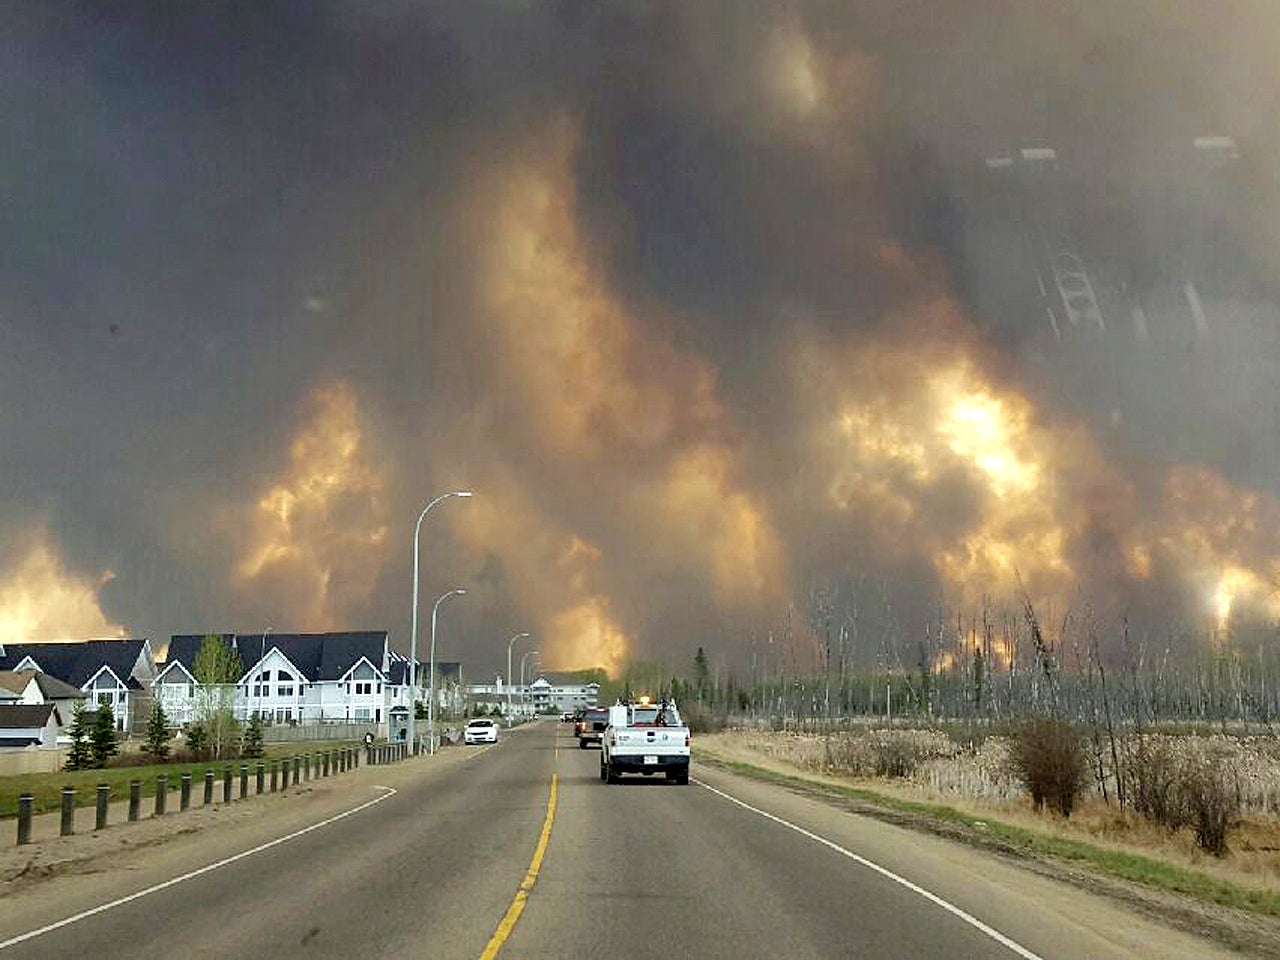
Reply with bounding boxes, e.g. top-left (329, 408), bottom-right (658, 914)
top-left (0, 703), bottom-right (59, 729)
top-left (0, 671), bottom-right (86, 700)
top-left (164, 632), bottom-right (388, 682)
top-left (0, 641), bottom-right (149, 690)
